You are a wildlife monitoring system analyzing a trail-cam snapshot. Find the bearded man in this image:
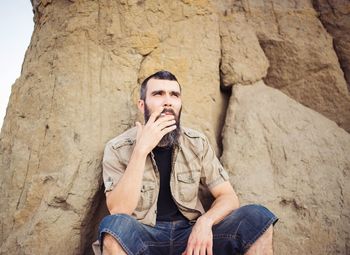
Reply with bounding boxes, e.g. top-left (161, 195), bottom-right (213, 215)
top-left (96, 71), bottom-right (278, 255)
